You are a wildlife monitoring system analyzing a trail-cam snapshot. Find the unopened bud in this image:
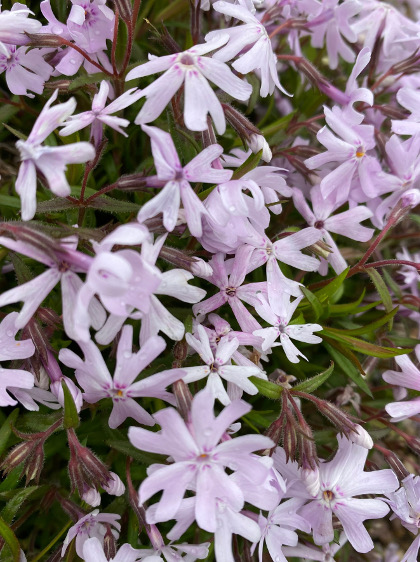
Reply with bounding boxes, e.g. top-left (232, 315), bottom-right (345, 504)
top-left (348, 424), bottom-right (373, 449)
top-left (104, 525), bottom-right (117, 560)
top-left (173, 379), bottom-right (193, 420)
top-left (295, 57), bottom-right (329, 88)
top-left (385, 451), bottom-right (410, 480)
top-left (24, 440), bottom-right (44, 484)
top-left (103, 472), bottom-right (125, 496)
top-left (1, 441), bottom-right (33, 474)
top-left (406, 436), bottom-right (420, 456)
top-left (190, 258), bottom-right (213, 278)
top-left (82, 487), bottom-right (101, 507)
top-left (306, 239), bottom-right (332, 260)
top-left (67, 429), bottom-right (112, 496)
top-left (282, 414), bottom-right (297, 463)
top-left (25, 32), bottom-right (64, 47)
top-left (116, 173), bottom-right (148, 190)
top-left (112, 0), bottom-right (132, 22)
top-left (222, 103), bottom-right (261, 145)
top-left (173, 339), bottom-right (188, 366)
top-left (44, 80), bottom-right (72, 92)
top-left (148, 524), bottom-right (165, 551)
top-left (247, 134), bottom-right (272, 163)
top-left (401, 188), bottom-right (420, 210)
